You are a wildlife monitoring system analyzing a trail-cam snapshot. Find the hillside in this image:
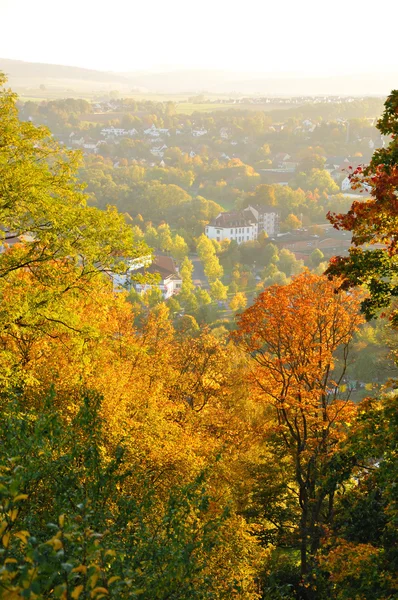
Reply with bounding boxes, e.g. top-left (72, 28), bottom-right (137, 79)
top-left (1, 57), bottom-right (396, 97)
